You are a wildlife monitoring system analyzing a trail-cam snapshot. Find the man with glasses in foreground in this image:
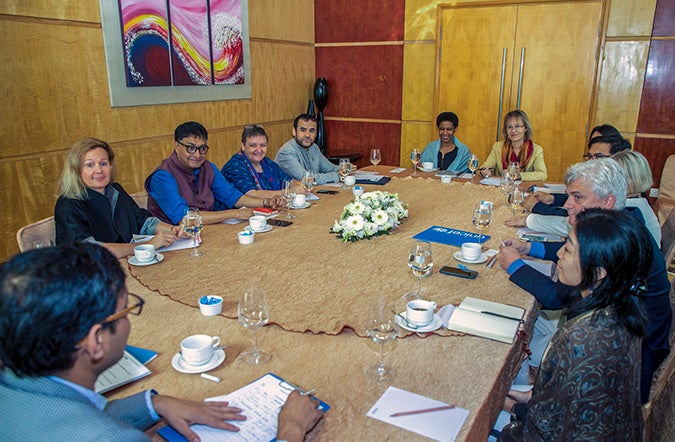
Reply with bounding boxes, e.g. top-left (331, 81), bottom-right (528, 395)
top-left (146, 121), bottom-right (284, 225)
top-left (0, 243), bottom-right (323, 440)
